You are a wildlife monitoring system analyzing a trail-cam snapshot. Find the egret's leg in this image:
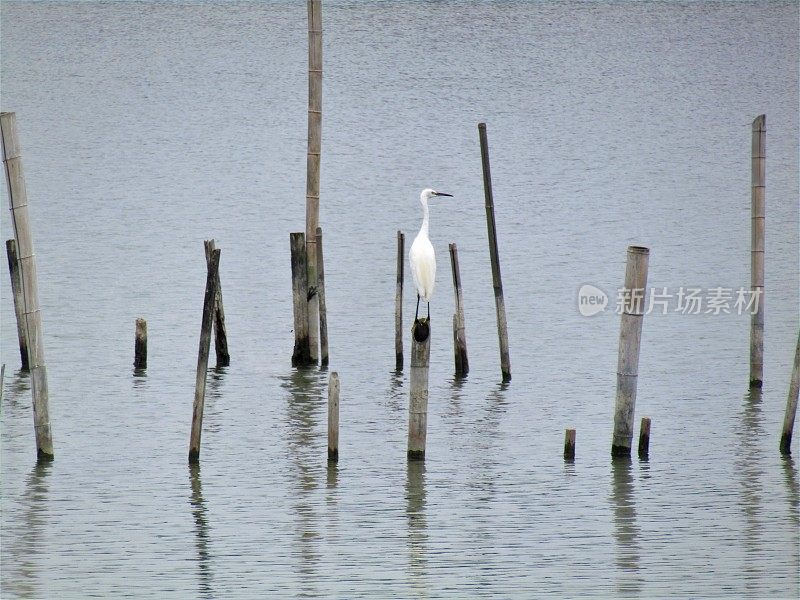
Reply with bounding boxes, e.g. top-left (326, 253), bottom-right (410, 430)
top-left (427, 301), bottom-right (430, 320)
top-left (415, 295), bottom-right (420, 321)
